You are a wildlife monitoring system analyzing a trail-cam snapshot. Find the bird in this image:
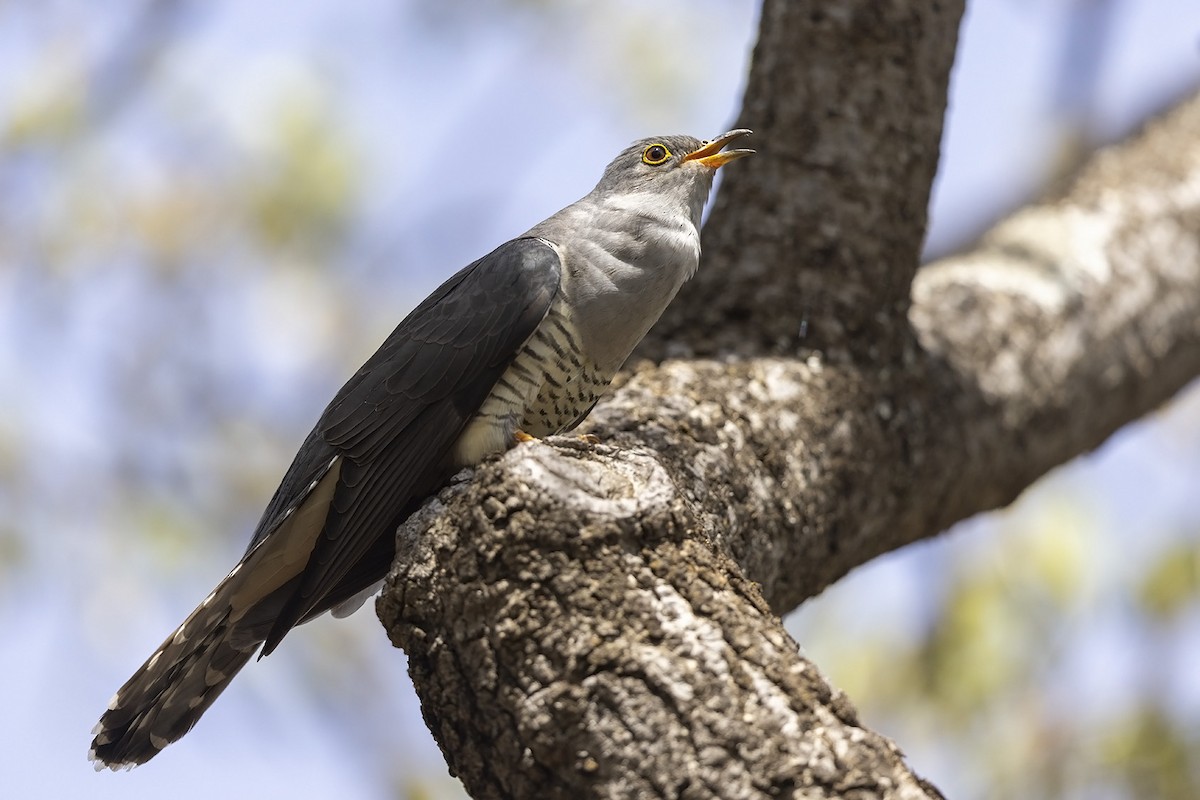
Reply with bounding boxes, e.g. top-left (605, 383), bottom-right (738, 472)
top-left (90, 129), bottom-right (754, 770)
